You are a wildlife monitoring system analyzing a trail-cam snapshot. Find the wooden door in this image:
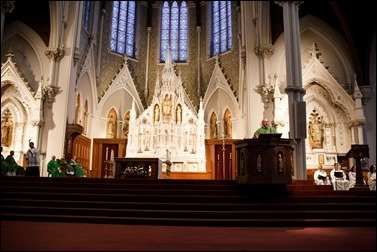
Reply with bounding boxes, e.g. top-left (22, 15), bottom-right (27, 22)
top-left (215, 144), bottom-right (232, 180)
